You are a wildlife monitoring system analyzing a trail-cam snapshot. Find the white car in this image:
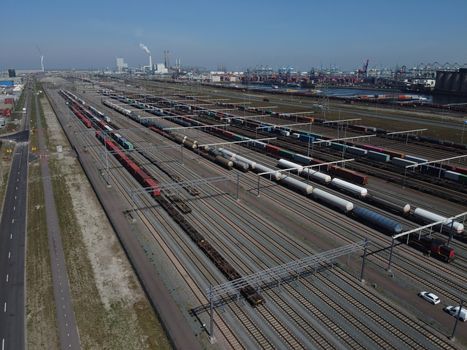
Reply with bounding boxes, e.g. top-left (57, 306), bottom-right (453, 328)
top-left (444, 306), bottom-right (467, 322)
top-left (418, 291), bottom-right (440, 305)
